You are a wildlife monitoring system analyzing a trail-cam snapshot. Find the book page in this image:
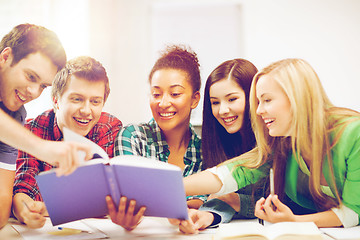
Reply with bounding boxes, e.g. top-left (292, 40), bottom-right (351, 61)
top-left (110, 155), bottom-right (181, 171)
top-left (266, 222), bottom-right (322, 240)
top-left (215, 222), bottom-right (267, 240)
top-left (12, 218), bottom-right (107, 240)
top-left (320, 225), bottom-right (360, 240)
top-left (63, 127), bottom-right (109, 162)
top-left (215, 221), bottom-right (322, 240)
